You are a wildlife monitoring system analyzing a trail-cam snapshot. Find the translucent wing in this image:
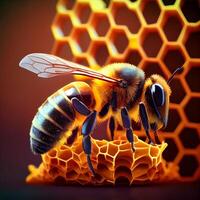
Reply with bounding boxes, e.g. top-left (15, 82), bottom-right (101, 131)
top-left (19, 53), bottom-right (120, 84)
